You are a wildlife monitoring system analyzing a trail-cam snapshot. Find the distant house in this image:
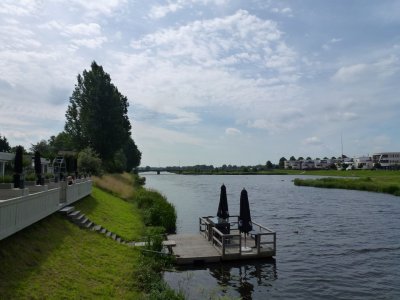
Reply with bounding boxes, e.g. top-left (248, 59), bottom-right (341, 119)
top-left (314, 159), bottom-right (332, 169)
top-left (0, 152), bottom-right (14, 179)
top-left (31, 156), bottom-right (52, 174)
top-left (372, 152), bottom-right (400, 169)
top-left (354, 156), bottom-right (373, 169)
